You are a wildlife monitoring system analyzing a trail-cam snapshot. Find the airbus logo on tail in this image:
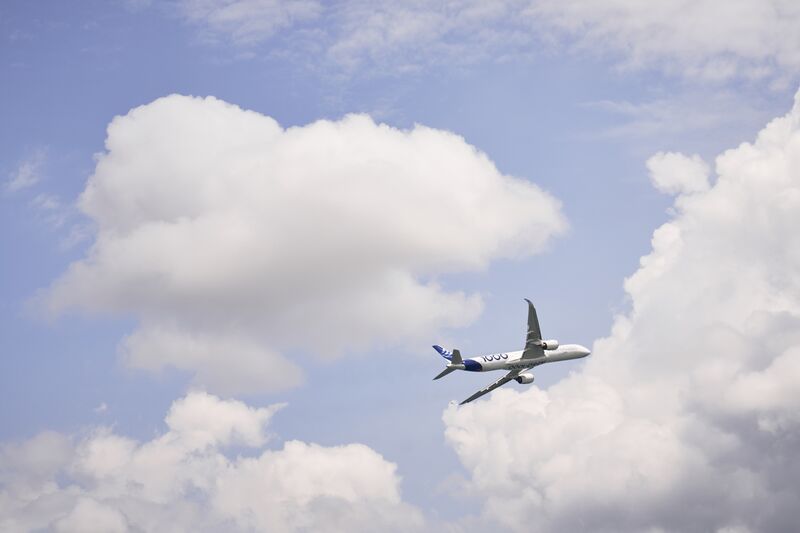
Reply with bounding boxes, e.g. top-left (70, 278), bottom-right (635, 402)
top-left (432, 345), bottom-right (453, 360)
